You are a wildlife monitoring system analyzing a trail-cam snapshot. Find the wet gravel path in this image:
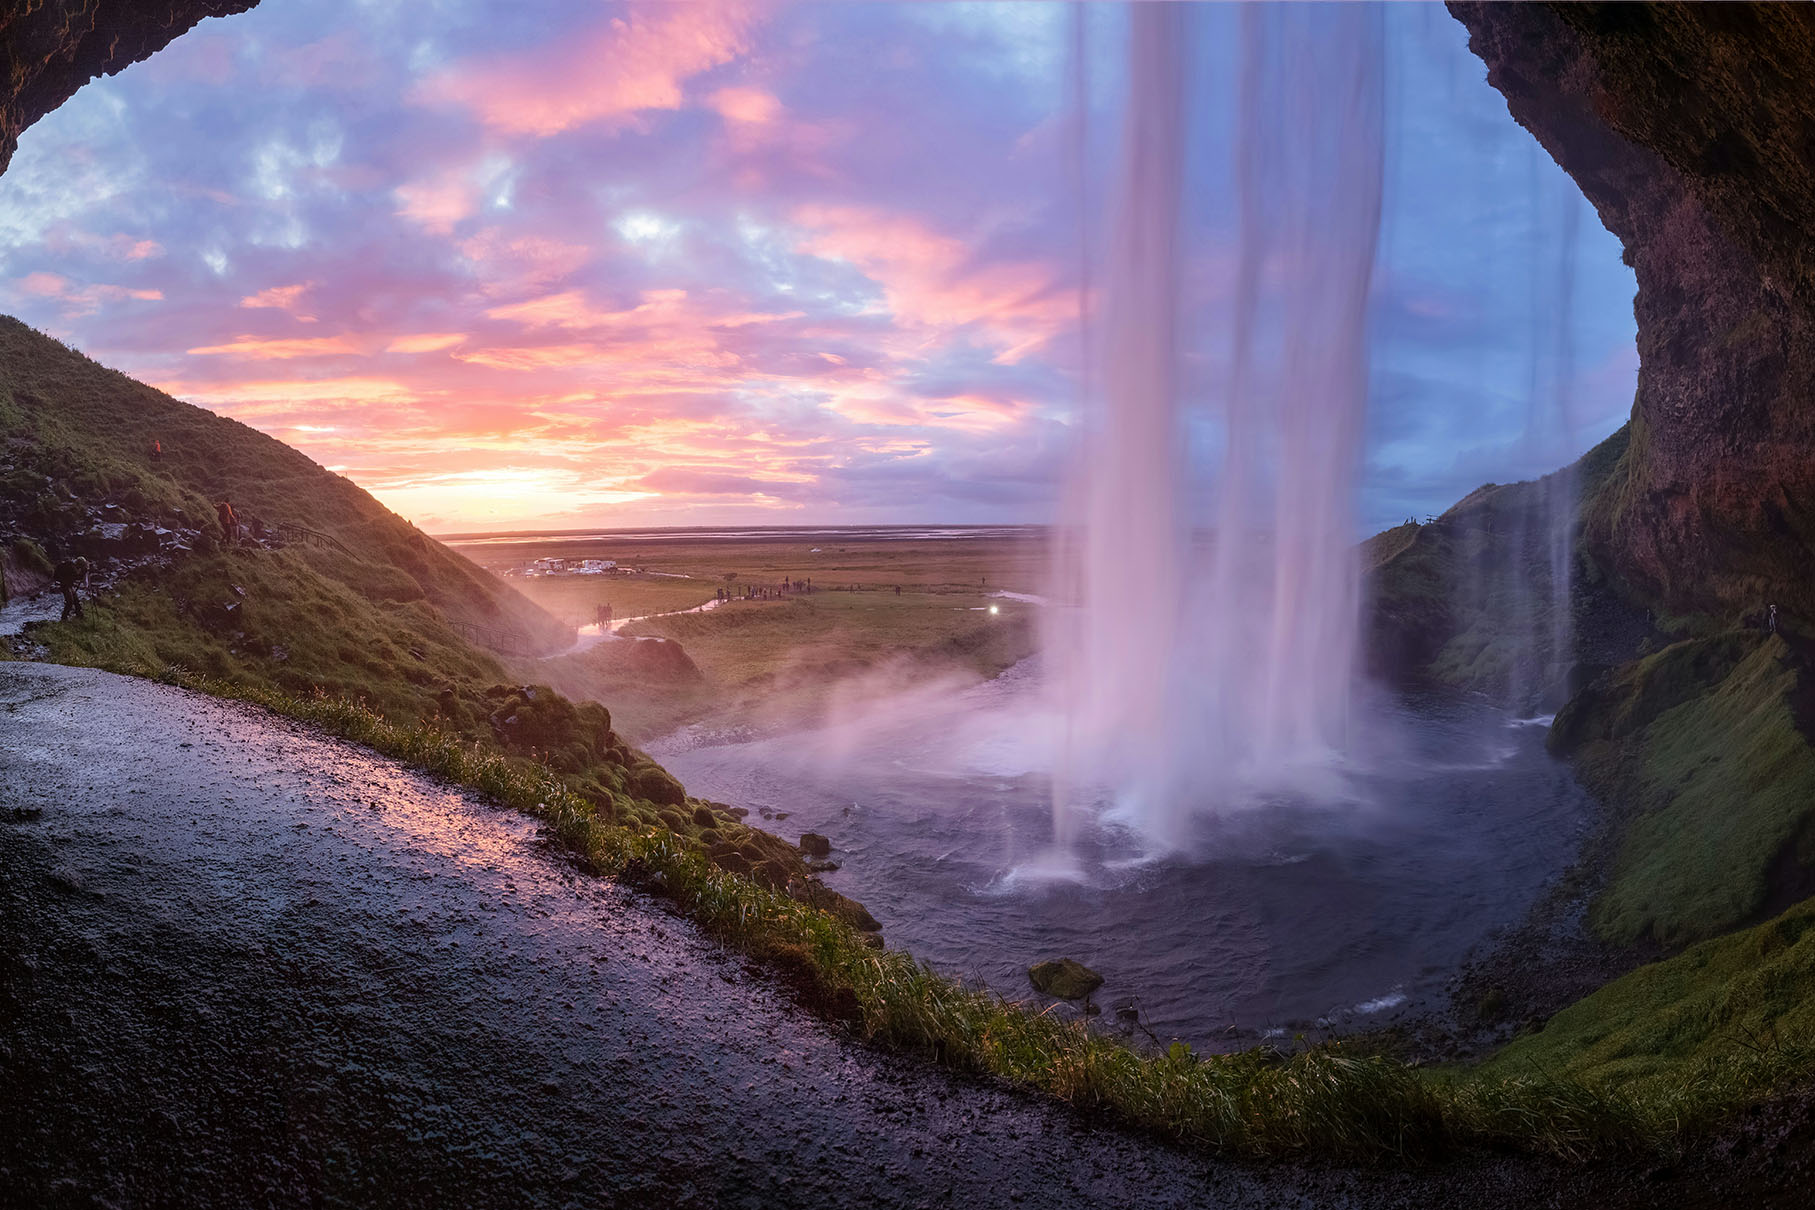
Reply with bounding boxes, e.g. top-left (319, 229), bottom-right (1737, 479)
top-left (0, 662), bottom-right (1674, 1210)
